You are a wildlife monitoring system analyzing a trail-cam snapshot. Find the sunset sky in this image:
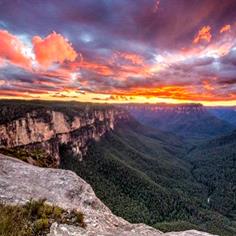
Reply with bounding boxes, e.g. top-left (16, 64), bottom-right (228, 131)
top-left (0, 0), bottom-right (236, 105)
